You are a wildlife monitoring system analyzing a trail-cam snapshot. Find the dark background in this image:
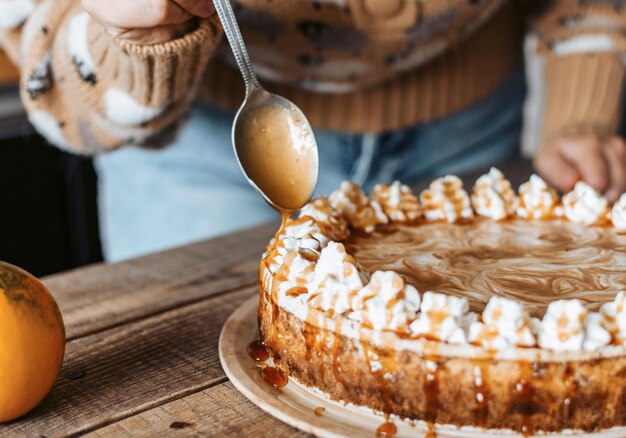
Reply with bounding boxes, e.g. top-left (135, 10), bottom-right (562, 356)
top-left (0, 134), bottom-right (102, 277)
